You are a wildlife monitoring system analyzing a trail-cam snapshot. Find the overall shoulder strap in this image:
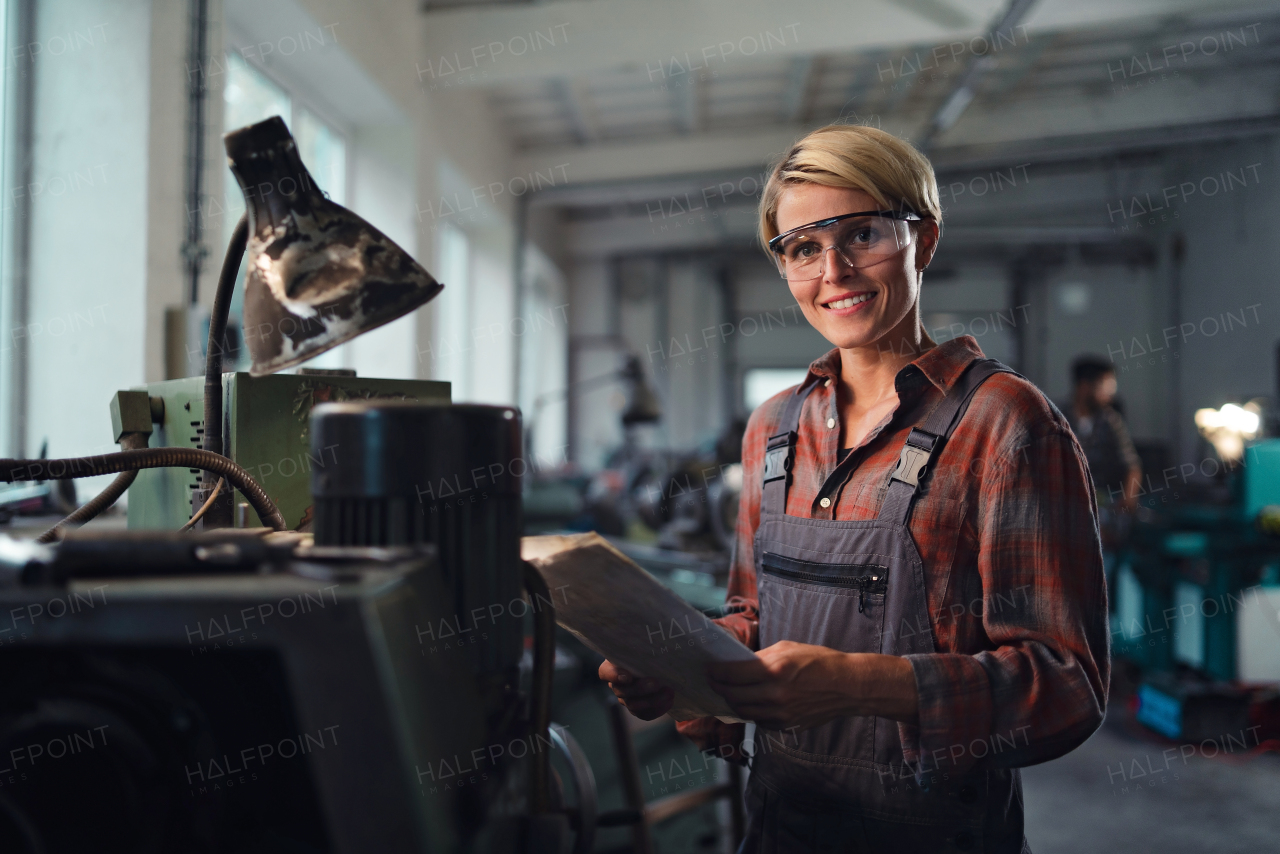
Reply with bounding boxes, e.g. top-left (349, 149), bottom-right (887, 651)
top-left (760, 379), bottom-right (819, 516)
top-left (876, 359), bottom-right (1016, 525)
